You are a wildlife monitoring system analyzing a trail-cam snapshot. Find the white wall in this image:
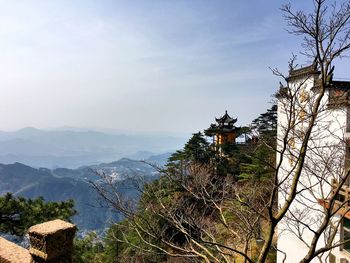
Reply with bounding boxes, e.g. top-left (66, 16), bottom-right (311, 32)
top-left (276, 73), bottom-right (347, 263)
